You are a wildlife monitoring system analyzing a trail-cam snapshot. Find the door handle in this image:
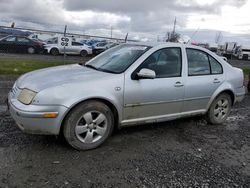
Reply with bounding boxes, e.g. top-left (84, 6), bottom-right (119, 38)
top-left (213, 78), bottom-right (221, 83)
top-left (174, 81), bottom-right (184, 87)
